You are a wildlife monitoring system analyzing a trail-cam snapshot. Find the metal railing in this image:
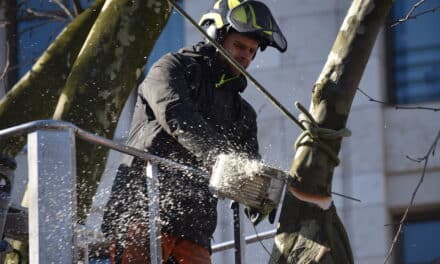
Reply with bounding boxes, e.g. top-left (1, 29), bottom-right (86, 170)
top-left (0, 120), bottom-right (276, 263)
top-left (212, 229), bottom-right (276, 253)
